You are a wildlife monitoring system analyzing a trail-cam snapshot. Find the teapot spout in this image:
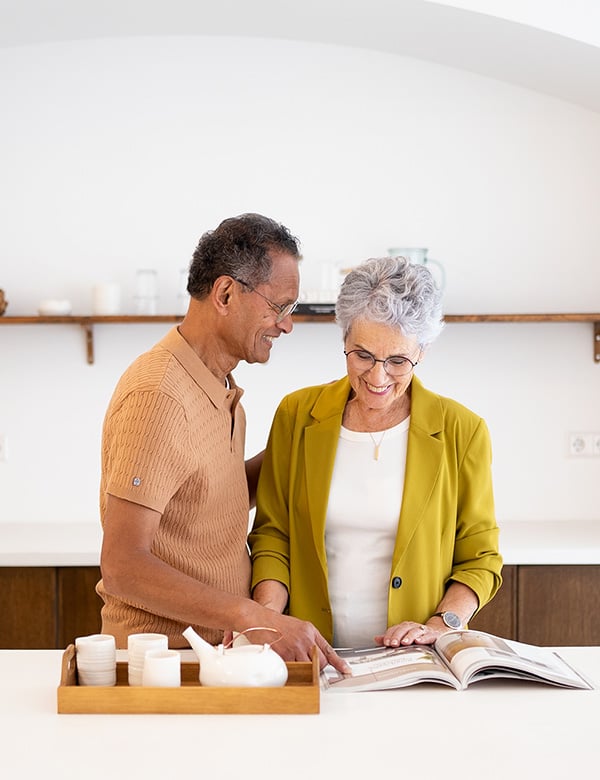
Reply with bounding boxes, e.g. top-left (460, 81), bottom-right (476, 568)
top-left (182, 626), bottom-right (218, 664)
